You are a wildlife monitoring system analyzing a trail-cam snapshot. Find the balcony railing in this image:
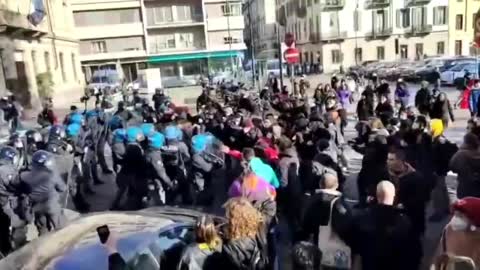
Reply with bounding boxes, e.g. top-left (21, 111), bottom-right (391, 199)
top-left (366, 27), bottom-right (393, 39)
top-left (406, 24), bottom-right (433, 35)
top-left (149, 41), bottom-right (206, 55)
top-left (146, 13), bottom-right (204, 28)
top-left (0, 8), bottom-right (47, 37)
top-left (405, 0), bottom-right (431, 6)
top-left (321, 0), bottom-right (345, 10)
top-left (364, 0), bottom-right (391, 9)
top-left (321, 30), bottom-right (347, 41)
